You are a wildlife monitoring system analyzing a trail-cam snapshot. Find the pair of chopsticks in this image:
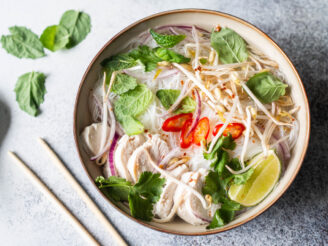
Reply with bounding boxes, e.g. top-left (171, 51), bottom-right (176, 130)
top-left (9, 138), bottom-right (127, 246)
